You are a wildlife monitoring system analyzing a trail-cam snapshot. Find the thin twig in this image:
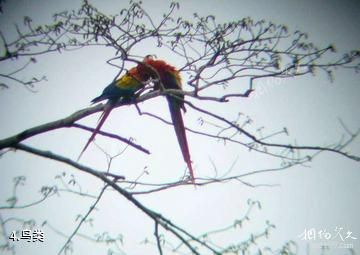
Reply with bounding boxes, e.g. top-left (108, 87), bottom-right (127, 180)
top-left (58, 184), bottom-right (109, 255)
